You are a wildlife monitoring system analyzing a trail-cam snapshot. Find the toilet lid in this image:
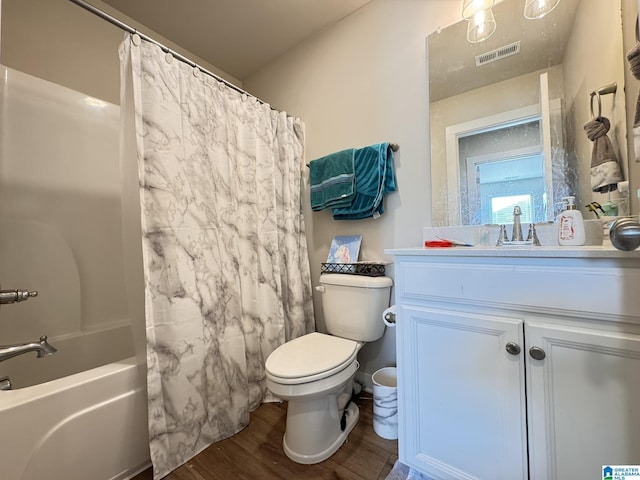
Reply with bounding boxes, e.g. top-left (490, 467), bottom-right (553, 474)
top-left (266, 332), bottom-right (358, 381)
